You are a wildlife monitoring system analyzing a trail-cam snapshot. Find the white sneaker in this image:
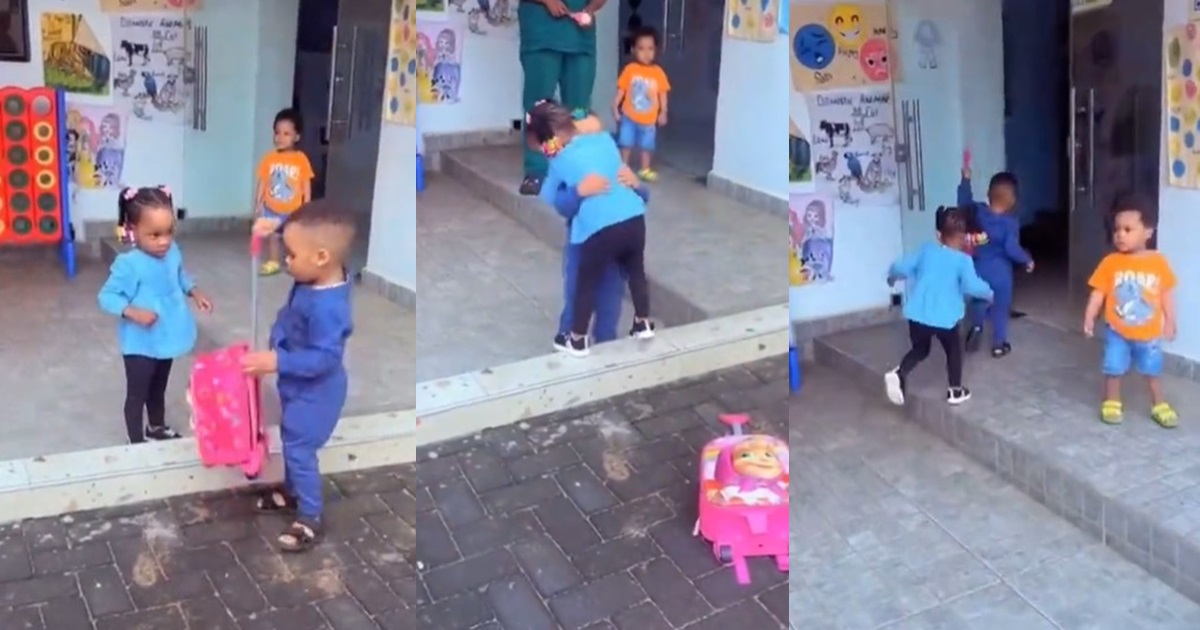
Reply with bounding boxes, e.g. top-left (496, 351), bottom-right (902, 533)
top-left (947, 387), bottom-right (972, 405)
top-left (885, 369), bottom-right (905, 406)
